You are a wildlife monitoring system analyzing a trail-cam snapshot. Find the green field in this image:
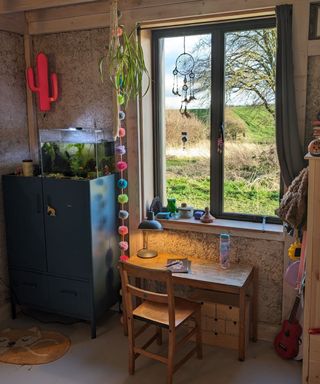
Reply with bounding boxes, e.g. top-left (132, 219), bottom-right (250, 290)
top-left (232, 105), bottom-right (275, 144)
top-left (165, 105), bottom-right (280, 217)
